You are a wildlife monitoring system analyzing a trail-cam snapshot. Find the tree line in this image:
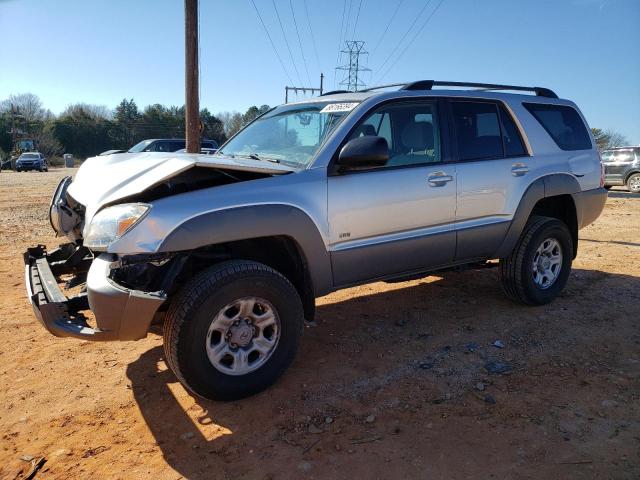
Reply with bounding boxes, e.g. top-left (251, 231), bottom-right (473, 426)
top-left (0, 93), bottom-right (270, 160)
